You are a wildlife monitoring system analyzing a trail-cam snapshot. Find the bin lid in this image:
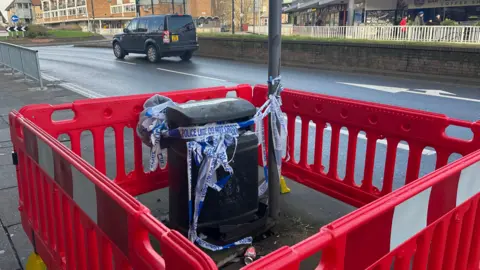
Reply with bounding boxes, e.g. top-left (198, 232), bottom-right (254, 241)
top-left (166, 98), bottom-right (256, 127)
